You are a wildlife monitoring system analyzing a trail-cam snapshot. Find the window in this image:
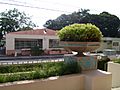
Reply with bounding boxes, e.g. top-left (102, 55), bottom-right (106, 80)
top-left (113, 42), bottom-right (119, 46)
top-left (15, 39), bottom-right (42, 49)
top-left (49, 39), bottom-right (60, 48)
